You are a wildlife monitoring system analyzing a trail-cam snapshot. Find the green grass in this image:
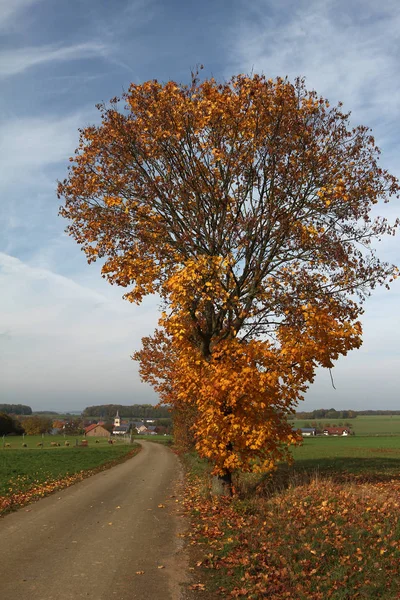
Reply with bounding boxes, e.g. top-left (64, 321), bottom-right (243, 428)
top-left (289, 435), bottom-right (400, 480)
top-left (0, 433), bottom-right (173, 449)
top-left (0, 443), bottom-right (137, 497)
top-left (0, 434), bottom-right (128, 449)
top-left (234, 436), bottom-right (400, 496)
top-left (289, 415), bottom-right (400, 435)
